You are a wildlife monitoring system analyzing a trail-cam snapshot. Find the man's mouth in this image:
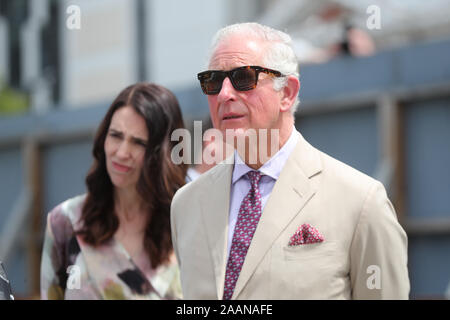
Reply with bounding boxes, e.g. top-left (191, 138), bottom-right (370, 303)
top-left (223, 114), bottom-right (244, 120)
